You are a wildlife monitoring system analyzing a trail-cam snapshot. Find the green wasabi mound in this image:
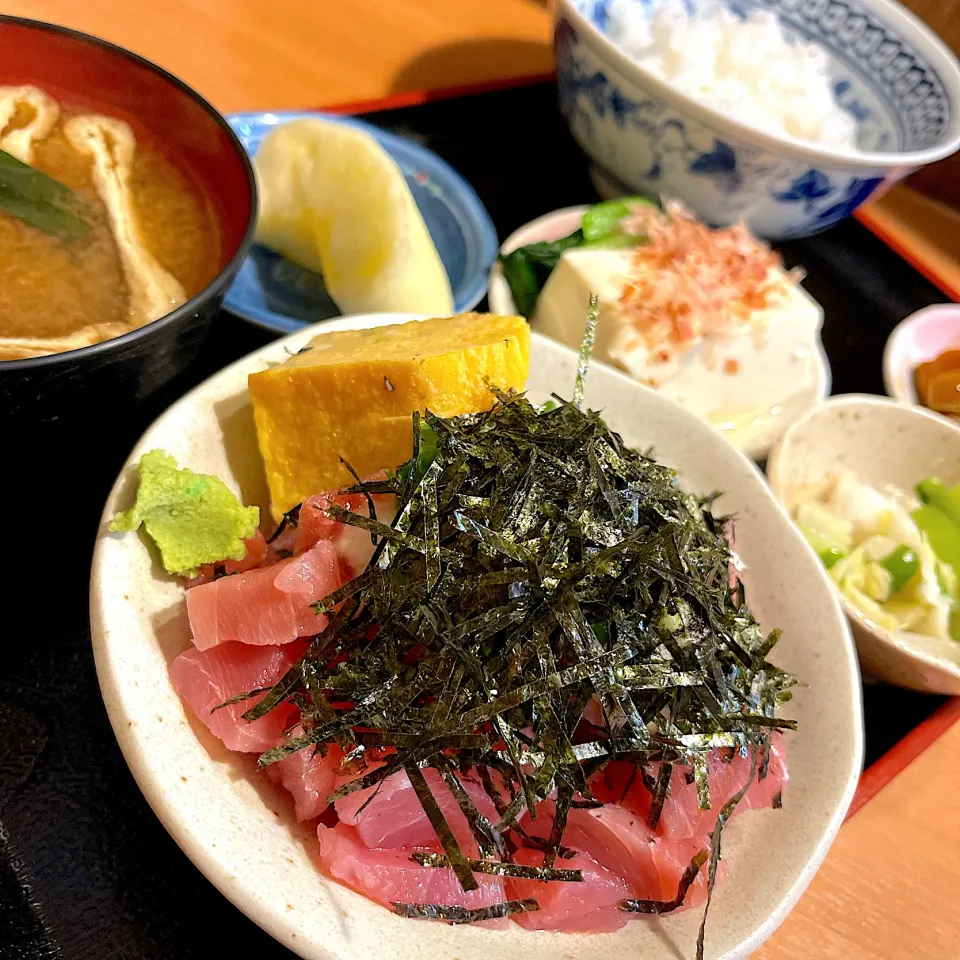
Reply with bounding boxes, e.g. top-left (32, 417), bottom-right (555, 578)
top-left (110, 449), bottom-right (260, 578)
